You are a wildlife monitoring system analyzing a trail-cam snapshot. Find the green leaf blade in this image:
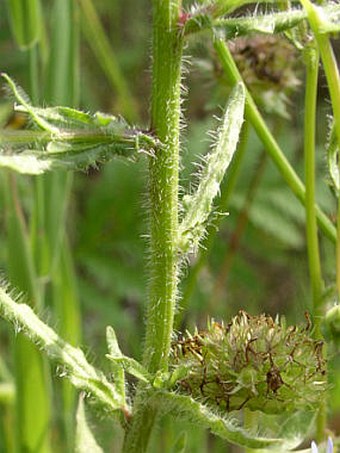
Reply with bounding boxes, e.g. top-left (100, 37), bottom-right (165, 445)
top-left (75, 397), bottom-right (103, 453)
top-left (0, 284), bottom-right (130, 416)
top-left (178, 82), bottom-right (246, 253)
top-left (155, 392), bottom-right (285, 450)
top-left (7, 0), bottom-right (42, 49)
